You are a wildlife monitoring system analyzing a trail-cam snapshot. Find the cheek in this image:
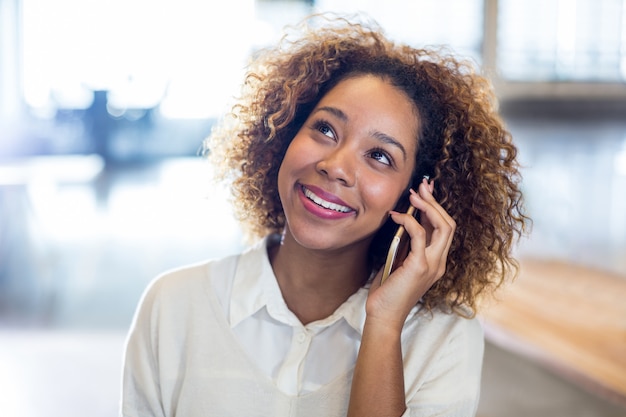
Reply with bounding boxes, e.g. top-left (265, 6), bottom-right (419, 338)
top-left (280, 135), bottom-right (316, 174)
top-left (278, 137), bottom-right (308, 191)
top-left (278, 145), bottom-right (298, 181)
top-left (364, 180), bottom-right (406, 213)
